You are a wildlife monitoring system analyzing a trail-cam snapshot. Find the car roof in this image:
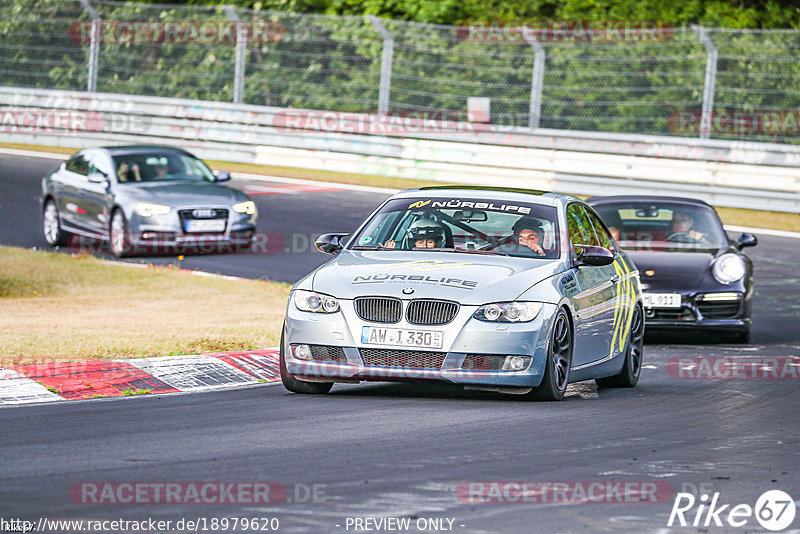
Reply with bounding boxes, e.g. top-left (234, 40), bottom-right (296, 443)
top-left (396, 185), bottom-right (580, 207)
top-left (92, 145), bottom-right (195, 157)
top-left (585, 195), bottom-right (714, 208)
